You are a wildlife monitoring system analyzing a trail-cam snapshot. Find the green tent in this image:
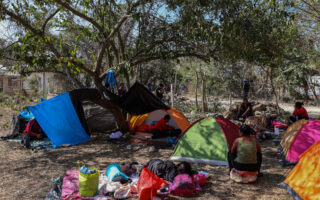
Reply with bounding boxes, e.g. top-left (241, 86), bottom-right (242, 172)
top-left (170, 117), bottom-right (239, 165)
